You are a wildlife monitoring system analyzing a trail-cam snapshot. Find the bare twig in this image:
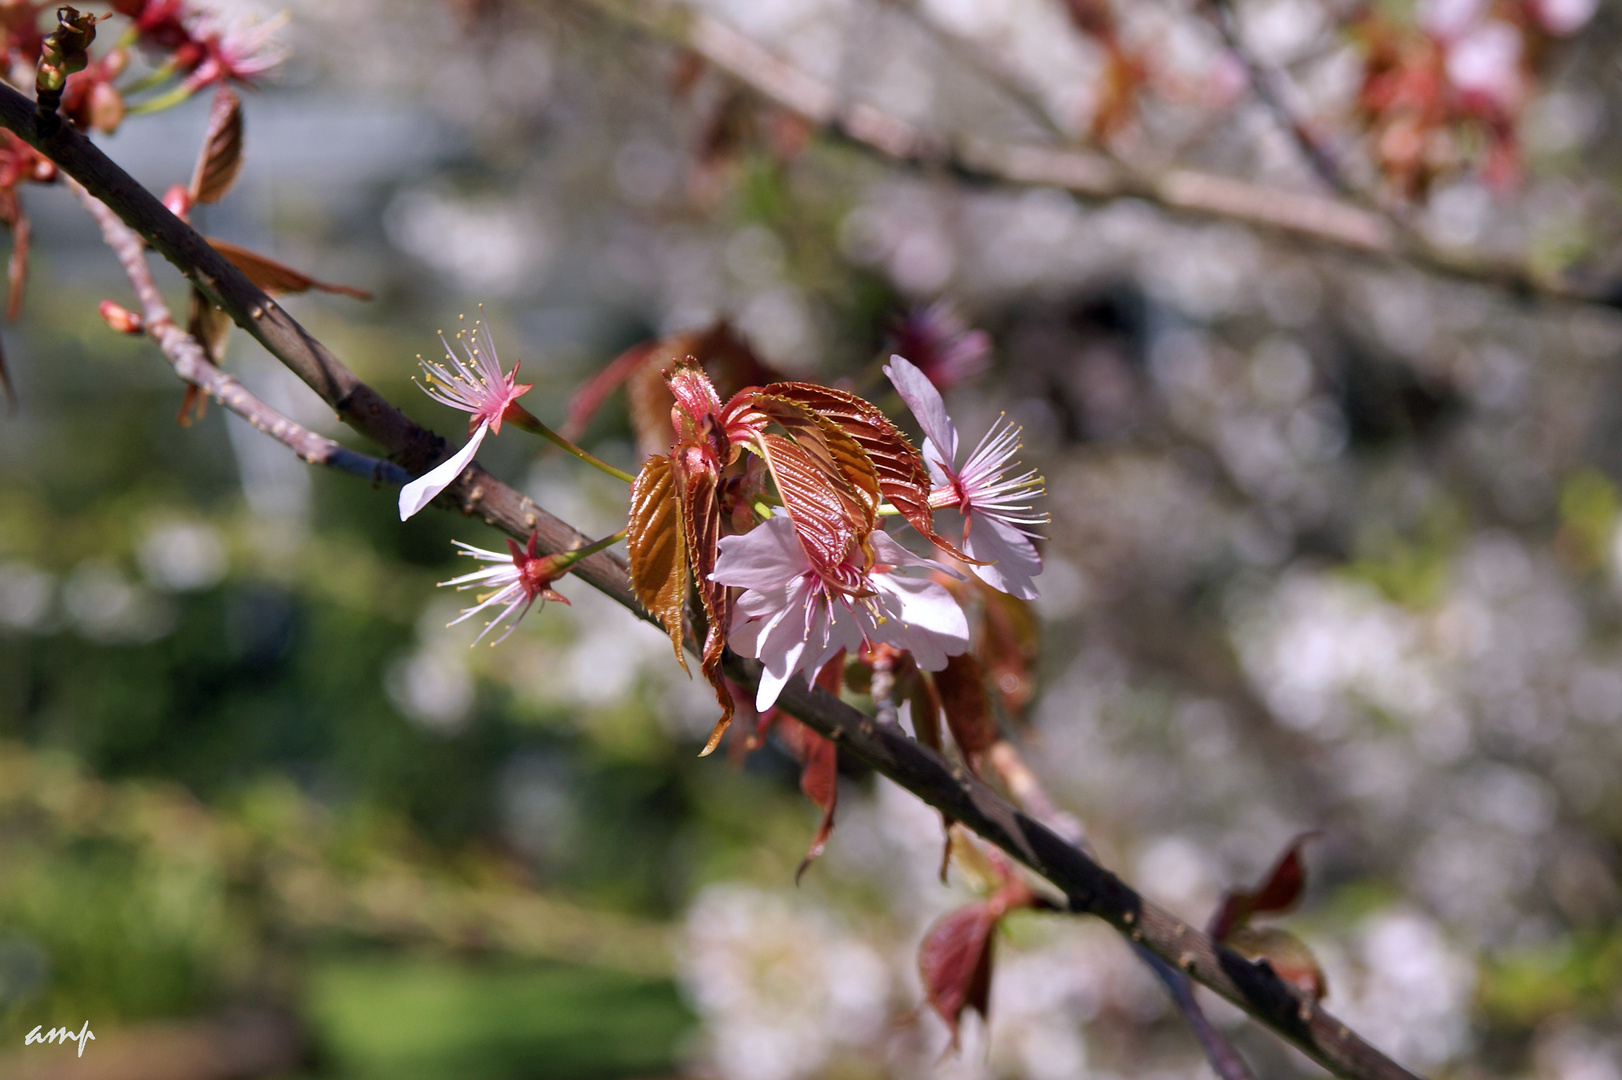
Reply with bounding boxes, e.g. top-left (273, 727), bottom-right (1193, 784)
top-left (1203, 0), bottom-right (1362, 203)
top-left (578, 0), bottom-right (1616, 308)
top-left (0, 85), bottom-right (1424, 1080)
top-left (69, 180), bottom-right (410, 487)
top-left (1139, 945), bottom-right (1260, 1080)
